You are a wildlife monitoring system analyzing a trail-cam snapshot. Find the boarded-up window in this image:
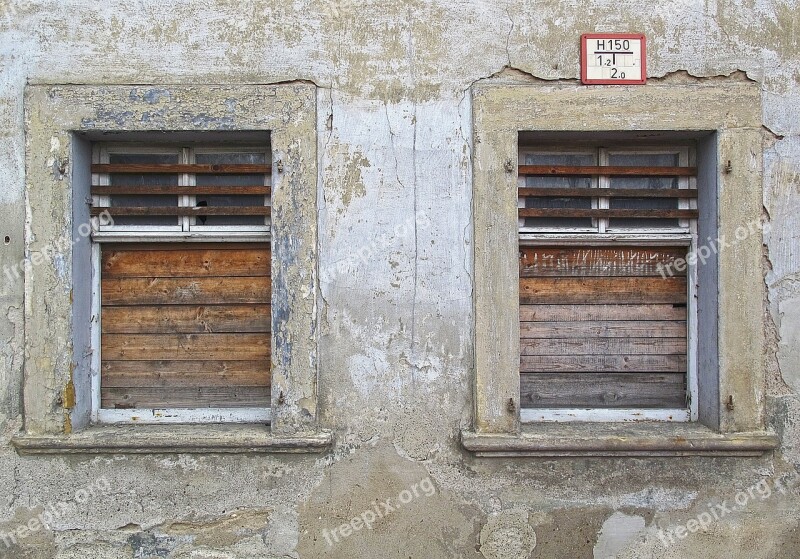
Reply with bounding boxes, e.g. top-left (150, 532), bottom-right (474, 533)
top-left (91, 145), bottom-right (272, 420)
top-left (100, 243), bottom-right (271, 409)
top-left (518, 145), bottom-right (698, 420)
top-left (519, 246), bottom-right (687, 409)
